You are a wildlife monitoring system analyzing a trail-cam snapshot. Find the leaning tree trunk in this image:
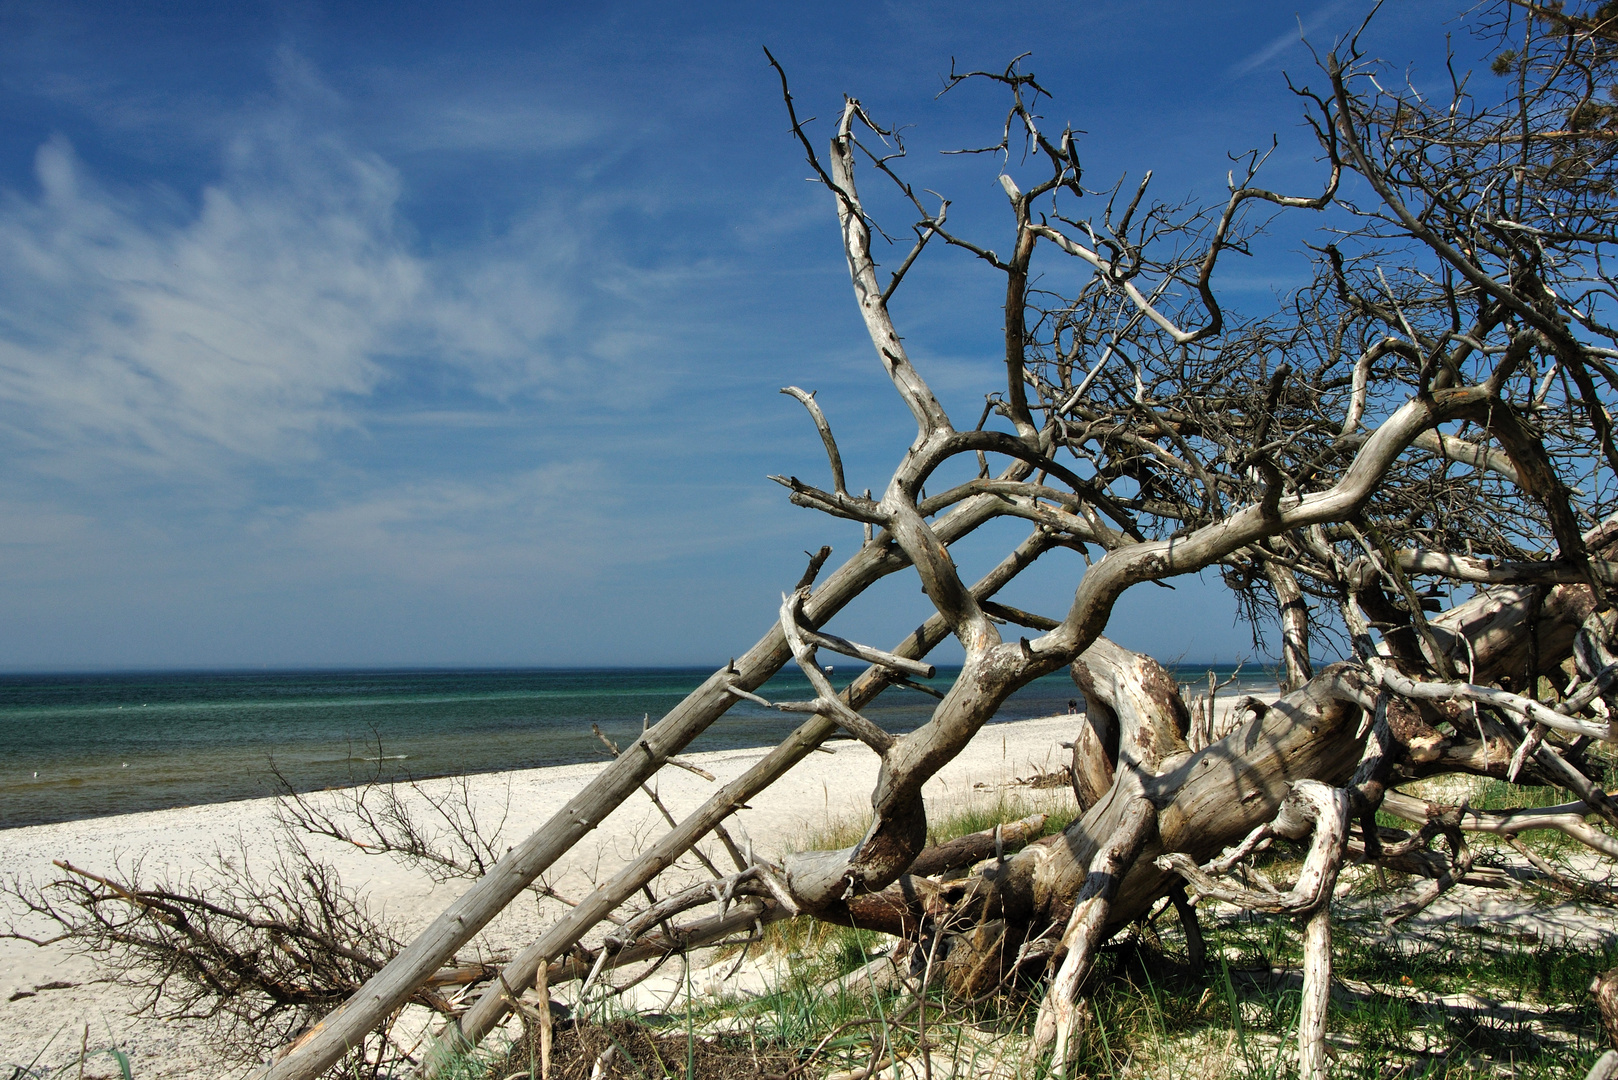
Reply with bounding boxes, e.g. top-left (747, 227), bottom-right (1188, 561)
top-left (257, 440), bottom-right (1615, 1080)
top-left (416, 544), bottom-right (1605, 1080)
top-left (247, 44), bottom-right (1618, 1079)
top-left (829, 563), bottom-right (1607, 1066)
